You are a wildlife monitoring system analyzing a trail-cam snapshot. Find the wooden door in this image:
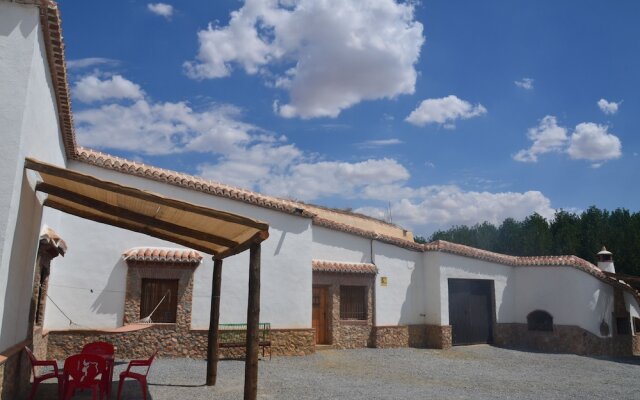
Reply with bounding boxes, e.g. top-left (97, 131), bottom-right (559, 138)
top-left (312, 287), bottom-right (329, 344)
top-left (448, 279), bottom-right (493, 345)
